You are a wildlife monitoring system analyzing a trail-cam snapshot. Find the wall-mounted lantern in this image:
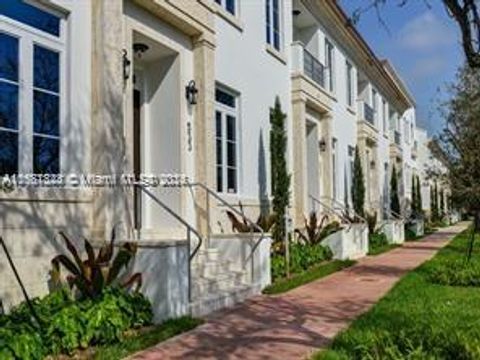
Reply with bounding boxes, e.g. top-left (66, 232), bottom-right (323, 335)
top-left (318, 138), bottom-right (327, 152)
top-left (185, 80), bottom-right (199, 105)
top-left (122, 49), bottom-right (131, 81)
top-left (133, 42), bottom-right (149, 59)
top-left (370, 160), bottom-right (376, 169)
